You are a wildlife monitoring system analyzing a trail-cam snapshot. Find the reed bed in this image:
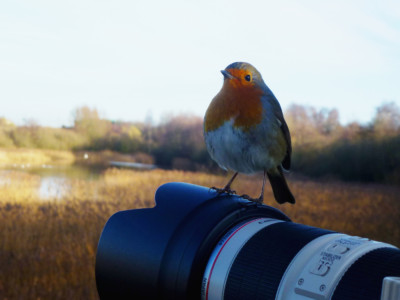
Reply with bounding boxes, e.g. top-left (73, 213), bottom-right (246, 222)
top-left (0, 169), bottom-right (399, 299)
